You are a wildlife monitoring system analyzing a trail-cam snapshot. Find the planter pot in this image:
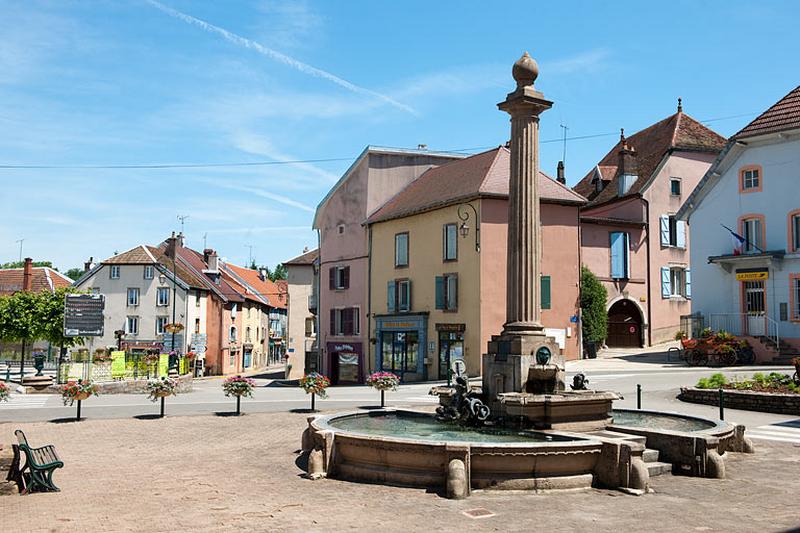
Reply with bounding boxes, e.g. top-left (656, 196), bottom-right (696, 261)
top-left (74, 391), bottom-right (92, 401)
top-left (153, 391), bottom-right (173, 398)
